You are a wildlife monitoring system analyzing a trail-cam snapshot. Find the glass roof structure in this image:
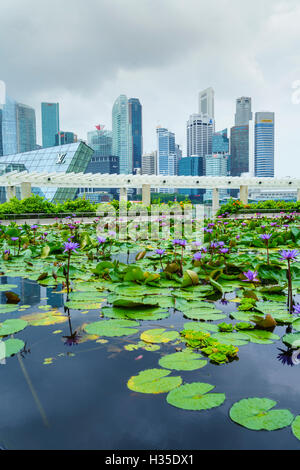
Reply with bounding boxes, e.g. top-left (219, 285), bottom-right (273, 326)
top-left (0, 141), bottom-right (93, 202)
